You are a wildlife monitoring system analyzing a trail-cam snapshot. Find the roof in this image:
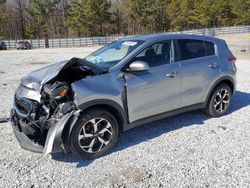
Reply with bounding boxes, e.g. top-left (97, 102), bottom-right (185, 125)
top-left (120, 33), bottom-right (223, 43)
